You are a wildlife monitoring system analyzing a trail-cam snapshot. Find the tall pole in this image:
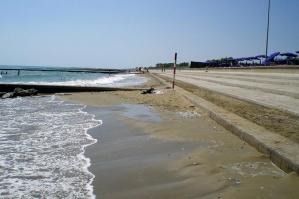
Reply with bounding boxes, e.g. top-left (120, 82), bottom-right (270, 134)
top-left (265, 0), bottom-right (271, 59)
top-left (172, 52), bottom-right (177, 89)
